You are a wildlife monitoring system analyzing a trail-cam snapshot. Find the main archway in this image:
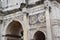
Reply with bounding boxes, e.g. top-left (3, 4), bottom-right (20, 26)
top-left (33, 31), bottom-right (45, 40)
top-left (4, 20), bottom-right (23, 40)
